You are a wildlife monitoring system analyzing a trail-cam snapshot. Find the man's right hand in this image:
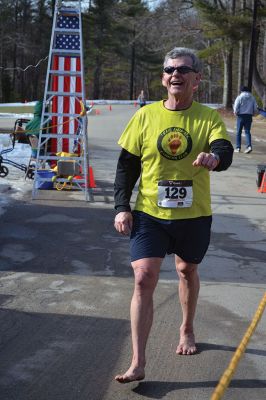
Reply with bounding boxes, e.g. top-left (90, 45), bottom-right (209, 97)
top-left (114, 212), bottom-right (133, 235)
